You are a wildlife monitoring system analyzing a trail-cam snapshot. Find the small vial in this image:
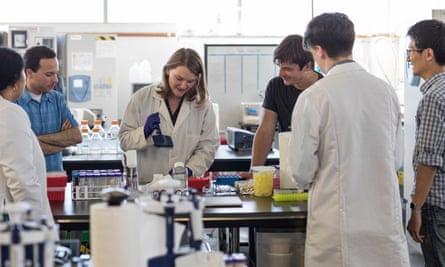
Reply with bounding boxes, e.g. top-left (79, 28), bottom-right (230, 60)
top-left (172, 162), bottom-right (188, 189)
